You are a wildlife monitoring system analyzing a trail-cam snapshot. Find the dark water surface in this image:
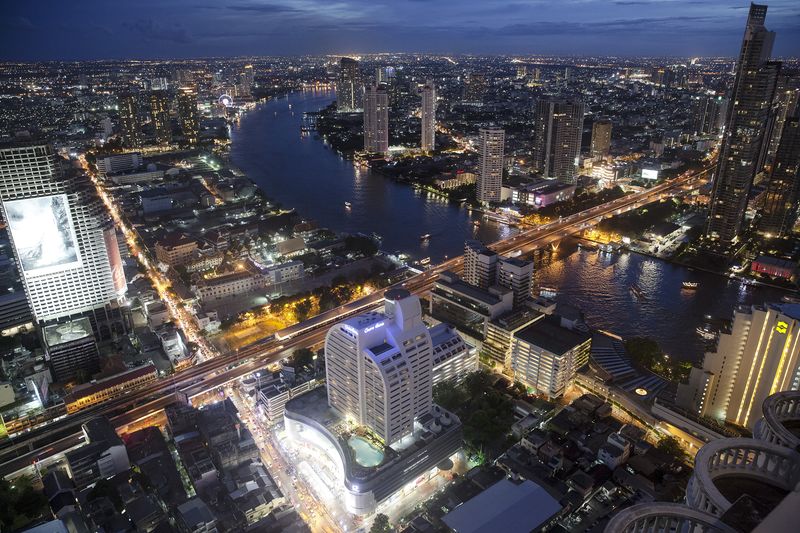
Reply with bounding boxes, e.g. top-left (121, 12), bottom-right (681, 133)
top-left (231, 89), bottom-right (788, 362)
